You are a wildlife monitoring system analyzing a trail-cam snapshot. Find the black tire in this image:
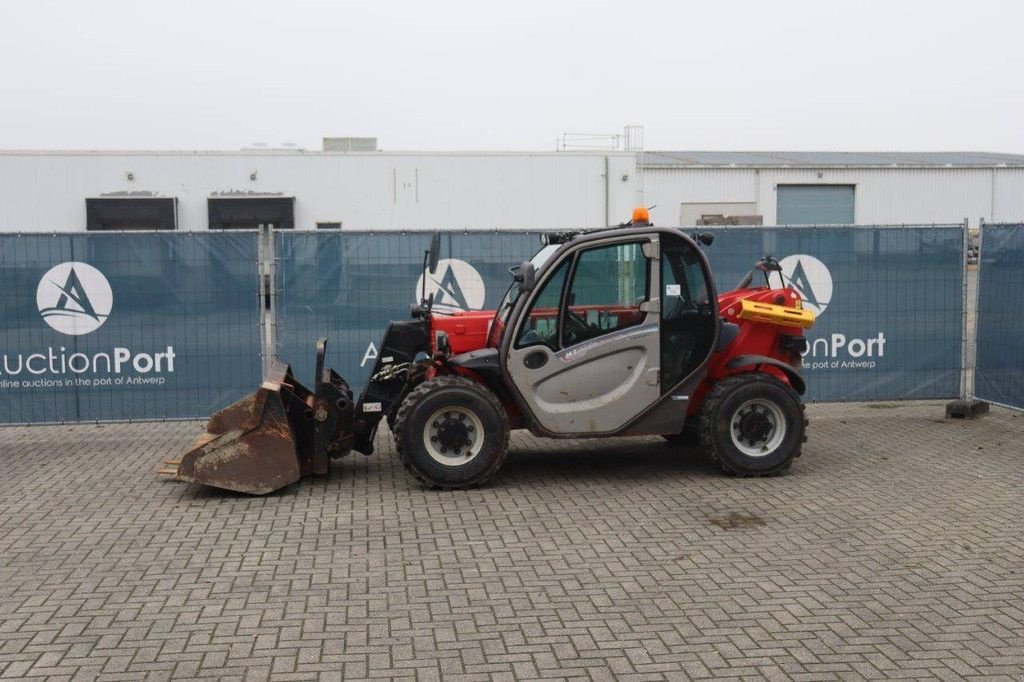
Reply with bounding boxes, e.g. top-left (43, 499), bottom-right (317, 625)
top-left (698, 372), bottom-right (807, 476)
top-left (392, 375), bottom-right (510, 489)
